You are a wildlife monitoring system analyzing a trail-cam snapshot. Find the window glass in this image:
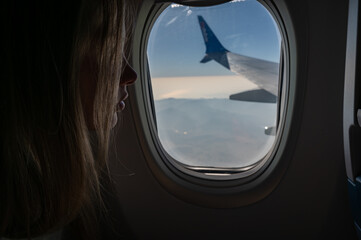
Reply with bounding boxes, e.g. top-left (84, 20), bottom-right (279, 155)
top-left (147, 0), bottom-right (282, 169)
